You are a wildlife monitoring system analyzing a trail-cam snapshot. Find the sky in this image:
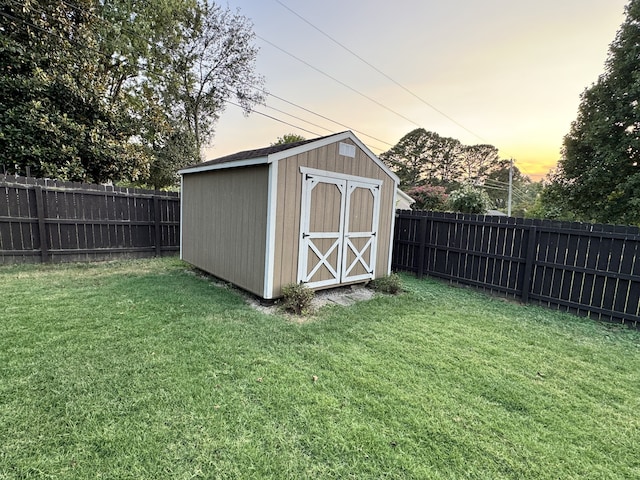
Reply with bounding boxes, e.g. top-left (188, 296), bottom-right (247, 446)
top-left (205, 0), bottom-right (629, 180)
